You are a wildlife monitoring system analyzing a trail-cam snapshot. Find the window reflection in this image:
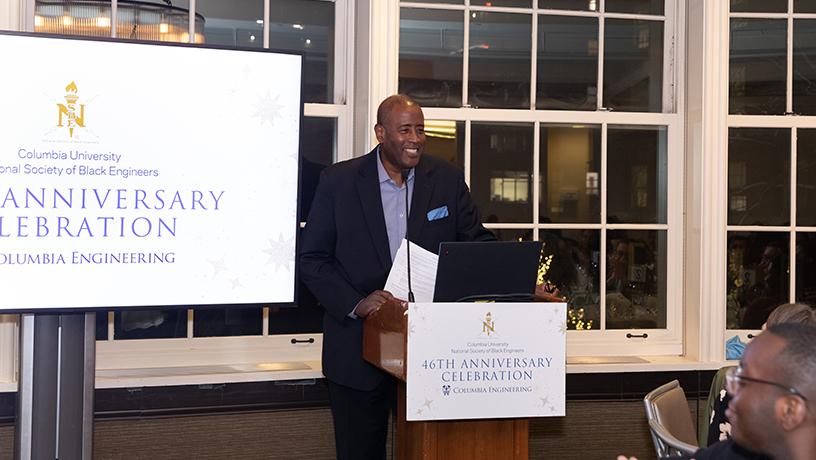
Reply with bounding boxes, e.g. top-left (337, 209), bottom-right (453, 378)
top-left (114, 308), bottom-right (186, 339)
top-left (471, 123), bottom-right (534, 223)
top-left (492, 228), bottom-right (533, 242)
top-left (607, 126), bottom-right (667, 224)
top-left (539, 0), bottom-right (599, 11)
top-left (268, 0), bottom-right (335, 103)
top-left (728, 128), bottom-right (790, 226)
top-left (793, 20), bottom-right (816, 115)
top-left (424, 120), bottom-right (465, 170)
top-left (730, 19), bottom-right (786, 115)
top-left (536, 15), bottom-right (598, 110)
top-left (540, 230), bottom-right (601, 330)
top-left (796, 233), bottom-right (816, 307)
top-left (399, 8), bottom-right (463, 108)
top-left (469, 12), bottom-right (532, 108)
top-left (606, 230), bottom-right (667, 329)
top-left (194, 307), bottom-right (262, 337)
top-left (300, 117), bottom-right (336, 220)
top-left (726, 232), bottom-right (790, 329)
top-left (603, 19), bottom-right (663, 112)
top-left (540, 124), bottom-right (601, 223)
top-left (198, 0), bottom-right (262, 48)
